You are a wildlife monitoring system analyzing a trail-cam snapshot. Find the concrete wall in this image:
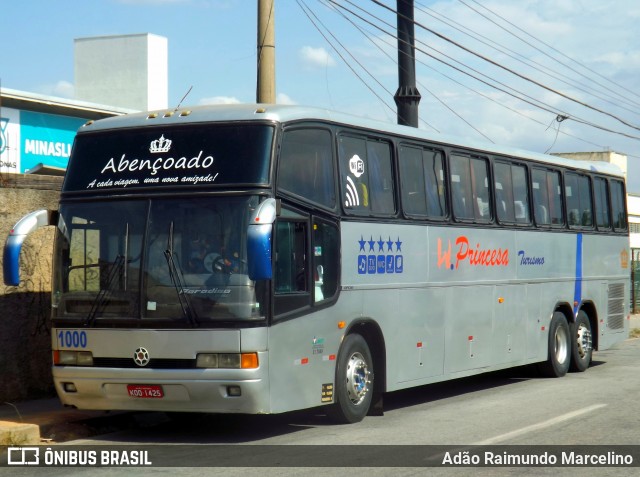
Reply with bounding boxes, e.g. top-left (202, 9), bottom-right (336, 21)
top-left (0, 174), bottom-right (62, 402)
